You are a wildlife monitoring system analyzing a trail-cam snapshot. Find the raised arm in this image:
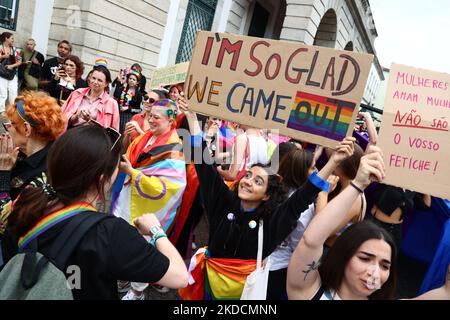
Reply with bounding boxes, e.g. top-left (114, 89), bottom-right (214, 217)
top-left (217, 134), bottom-right (246, 181)
top-left (287, 146), bottom-right (386, 300)
top-left (359, 112), bottom-right (378, 149)
top-left (182, 101), bottom-right (235, 222)
top-left (268, 138), bottom-right (355, 253)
